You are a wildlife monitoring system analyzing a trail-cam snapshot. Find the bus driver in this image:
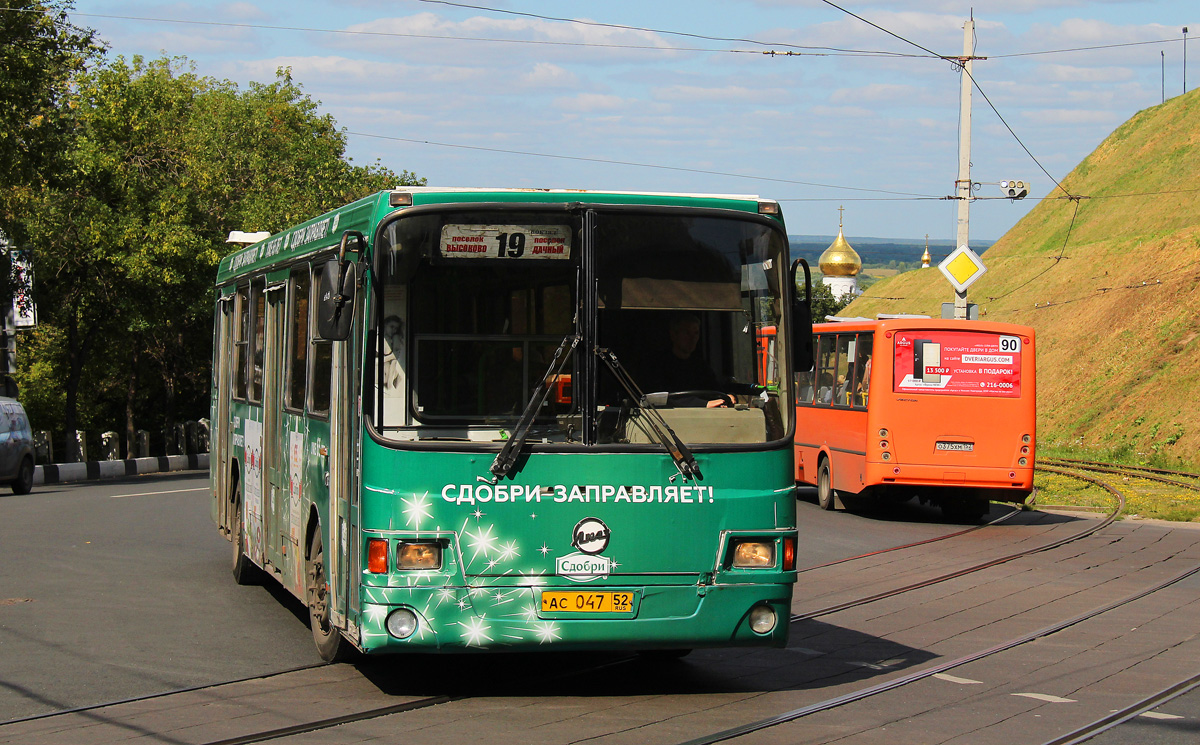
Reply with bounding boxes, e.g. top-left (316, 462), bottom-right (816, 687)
top-left (654, 313), bottom-right (728, 408)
